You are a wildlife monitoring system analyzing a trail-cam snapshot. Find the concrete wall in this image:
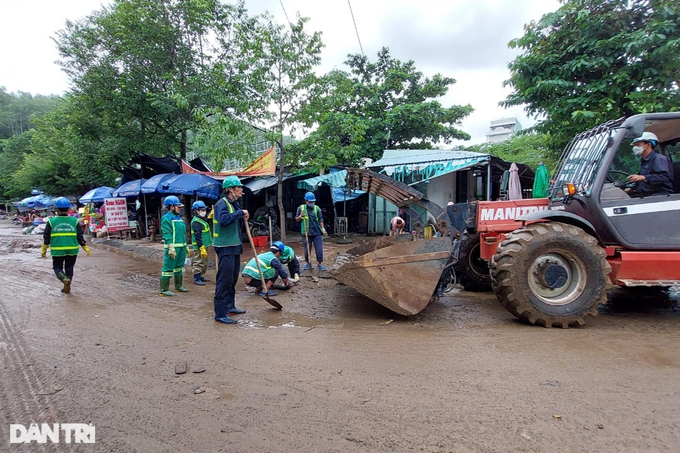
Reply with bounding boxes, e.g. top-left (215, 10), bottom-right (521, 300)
top-left (425, 172), bottom-right (456, 208)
